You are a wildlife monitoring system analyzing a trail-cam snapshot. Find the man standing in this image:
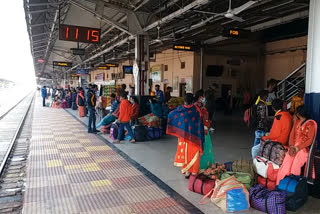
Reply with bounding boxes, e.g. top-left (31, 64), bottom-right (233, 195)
top-left (87, 84), bottom-right (99, 133)
top-left (155, 84), bottom-right (164, 104)
top-left (164, 86), bottom-right (173, 103)
top-left (41, 86), bottom-right (47, 107)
